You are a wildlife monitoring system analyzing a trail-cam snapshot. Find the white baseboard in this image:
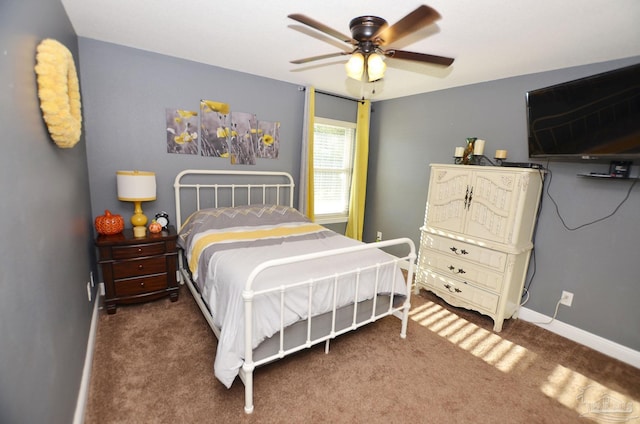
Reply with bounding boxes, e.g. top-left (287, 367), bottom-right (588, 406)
top-left (73, 290), bottom-right (101, 424)
top-left (519, 307), bottom-right (640, 369)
